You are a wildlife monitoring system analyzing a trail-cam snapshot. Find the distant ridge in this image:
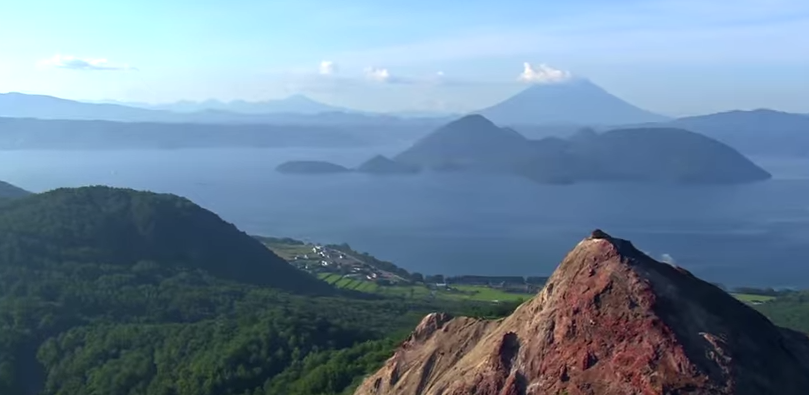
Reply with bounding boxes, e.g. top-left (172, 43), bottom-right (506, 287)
top-left (475, 79), bottom-right (669, 125)
top-left (662, 109), bottom-right (809, 157)
top-left (0, 92), bottom-right (175, 123)
top-left (119, 94), bottom-right (350, 115)
top-left (0, 92), bottom-right (449, 129)
top-left (0, 181), bottom-right (31, 199)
